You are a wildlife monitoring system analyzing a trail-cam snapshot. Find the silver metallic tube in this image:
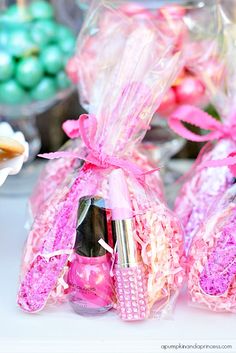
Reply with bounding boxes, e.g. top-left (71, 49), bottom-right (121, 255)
top-left (112, 219), bottom-right (137, 268)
